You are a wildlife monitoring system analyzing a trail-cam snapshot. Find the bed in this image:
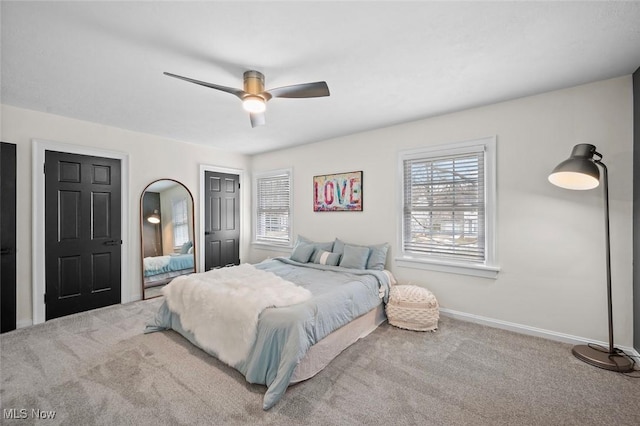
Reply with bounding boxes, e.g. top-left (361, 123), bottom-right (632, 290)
top-left (143, 253), bottom-right (195, 288)
top-left (145, 239), bottom-right (393, 410)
